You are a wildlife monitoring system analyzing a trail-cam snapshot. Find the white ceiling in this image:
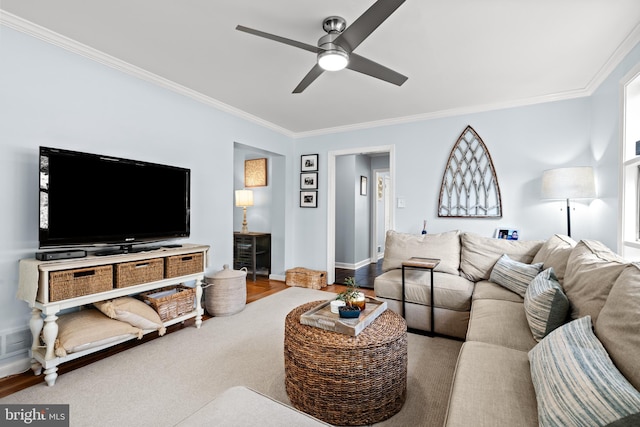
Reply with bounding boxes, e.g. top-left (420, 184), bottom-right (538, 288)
top-left (2, 1), bottom-right (640, 137)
